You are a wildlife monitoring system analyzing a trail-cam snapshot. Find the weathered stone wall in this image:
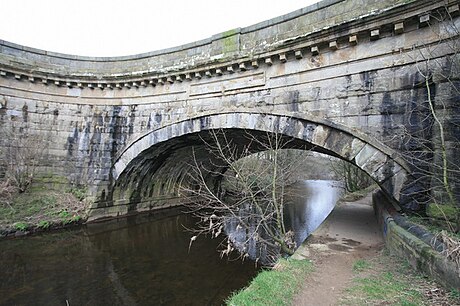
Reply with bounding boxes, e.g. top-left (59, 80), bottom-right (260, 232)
top-left (0, 0), bottom-right (458, 219)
